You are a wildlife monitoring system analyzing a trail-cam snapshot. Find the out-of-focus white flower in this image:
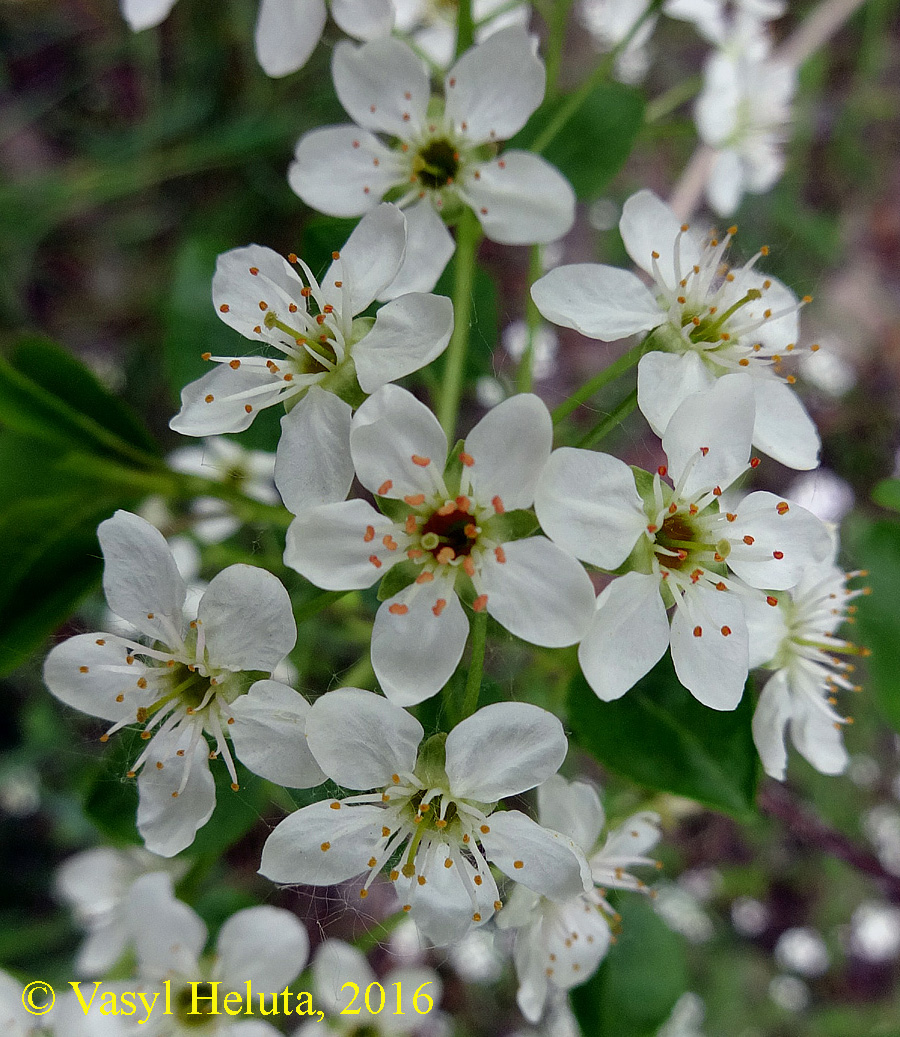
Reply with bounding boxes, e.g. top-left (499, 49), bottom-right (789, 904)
top-left (56, 847), bottom-right (187, 976)
top-left (290, 28), bottom-right (575, 294)
top-left (849, 902), bottom-right (900, 963)
top-left (393, 0), bottom-right (531, 68)
top-left (774, 927), bottom-right (829, 977)
top-left (536, 376), bottom-right (831, 708)
top-left (786, 469), bottom-right (854, 526)
top-left (284, 385), bottom-right (595, 705)
top-left (656, 992), bottom-right (708, 1037)
top-left (502, 320), bottom-right (558, 381)
top-left (120, 0), bottom-right (393, 77)
top-left (167, 438), bottom-right (278, 543)
top-left (261, 690), bottom-right (589, 946)
top-left (731, 895), bottom-right (769, 937)
top-left (664, 0), bottom-right (785, 46)
top-left (44, 511), bottom-right (324, 856)
top-left (291, 939), bottom-right (442, 1035)
top-left (578, 0), bottom-right (657, 83)
top-left (532, 189), bottom-right (821, 470)
top-left (768, 974), bottom-right (810, 1011)
top-left (654, 884), bottom-right (714, 943)
top-left (1, 967), bottom-right (124, 1036)
top-left (497, 776), bottom-right (661, 1022)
